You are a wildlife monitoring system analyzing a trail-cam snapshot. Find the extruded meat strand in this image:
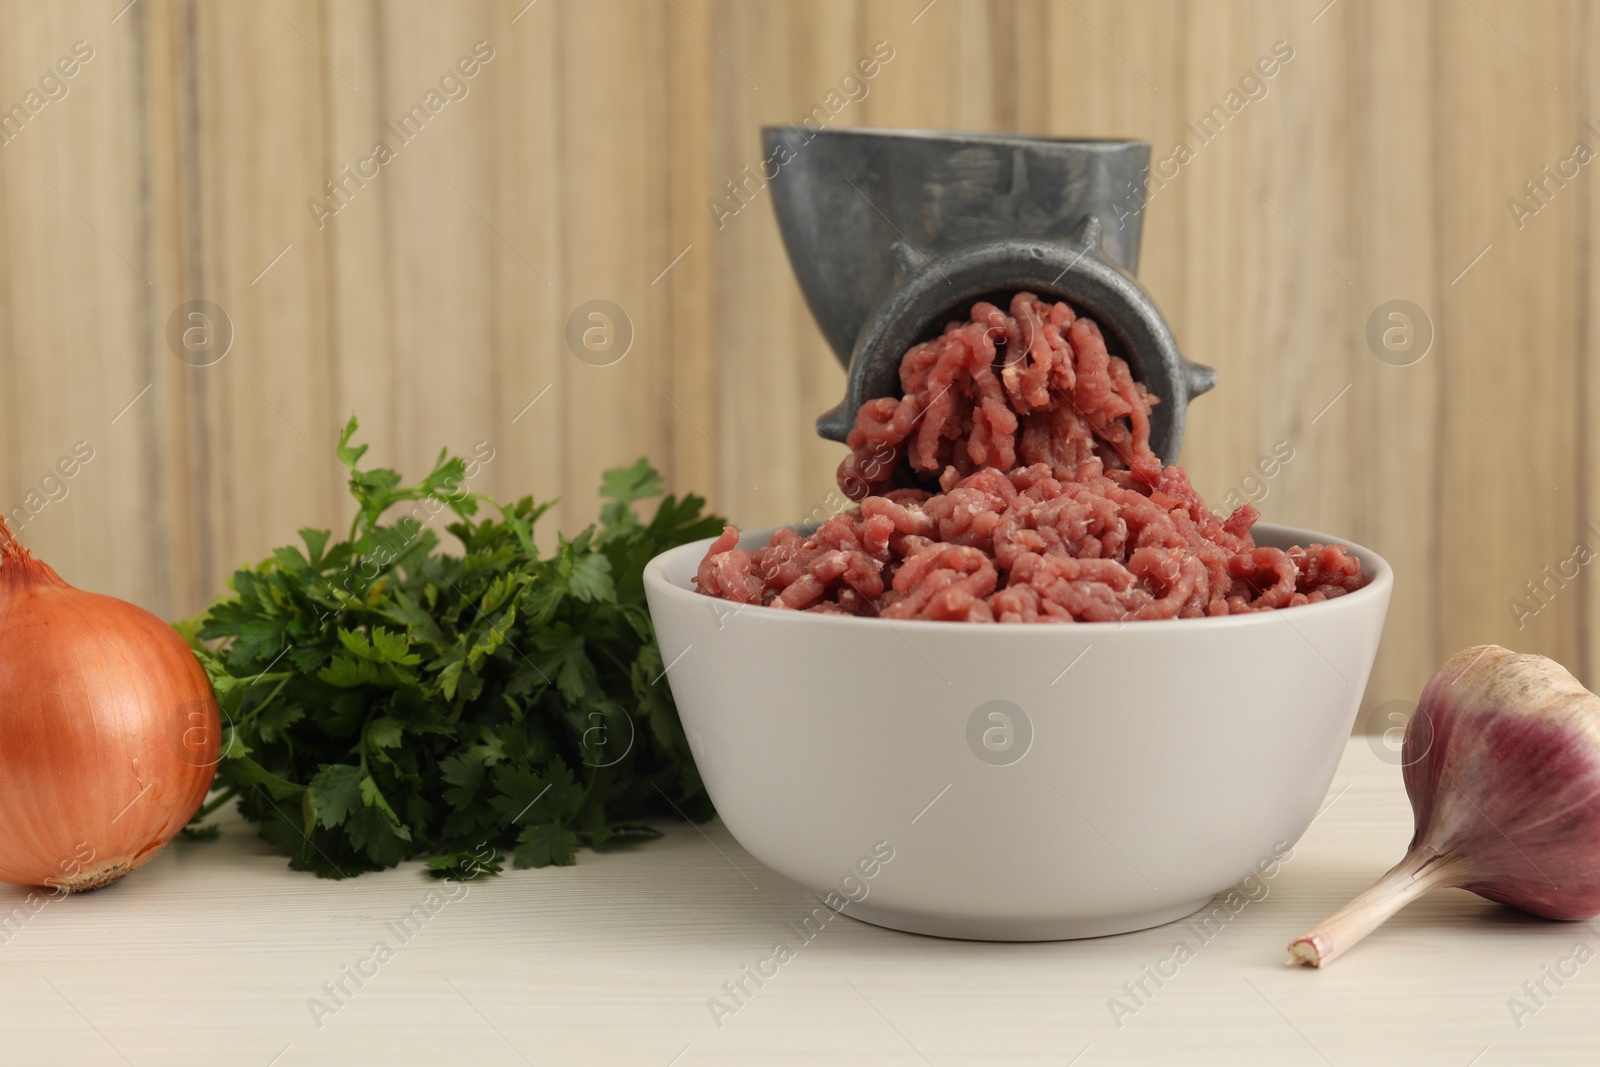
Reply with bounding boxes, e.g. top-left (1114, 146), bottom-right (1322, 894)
top-left (695, 294), bottom-right (1368, 622)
